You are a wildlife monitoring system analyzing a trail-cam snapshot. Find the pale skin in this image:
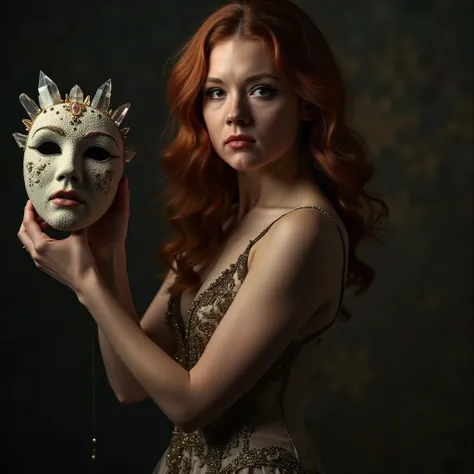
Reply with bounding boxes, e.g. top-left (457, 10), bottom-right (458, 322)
top-left (18, 38), bottom-right (348, 433)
